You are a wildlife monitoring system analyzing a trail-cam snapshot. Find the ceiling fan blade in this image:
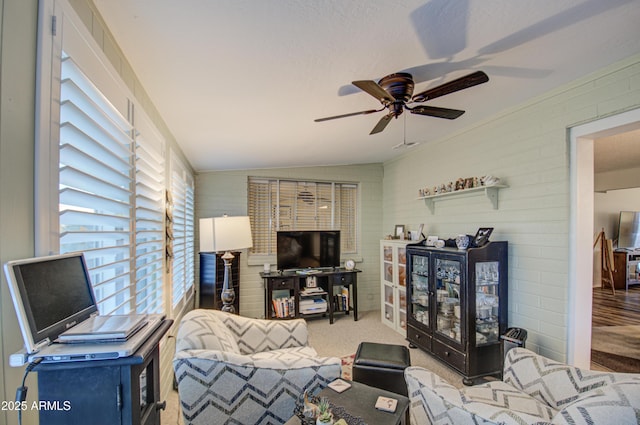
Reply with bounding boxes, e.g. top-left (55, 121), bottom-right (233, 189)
top-left (352, 80), bottom-right (396, 103)
top-left (314, 107), bottom-right (383, 122)
top-left (412, 71), bottom-right (489, 102)
top-left (370, 113), bottom-right (395, 134)
top-left (410, 105), bottom-right (465, 120)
